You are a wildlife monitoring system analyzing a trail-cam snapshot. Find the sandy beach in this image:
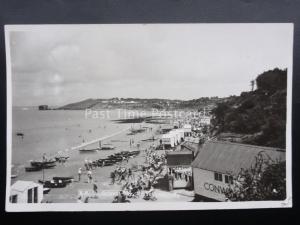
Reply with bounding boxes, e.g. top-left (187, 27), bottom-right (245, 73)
top-left (11, 110), bottom-right (194, 203)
